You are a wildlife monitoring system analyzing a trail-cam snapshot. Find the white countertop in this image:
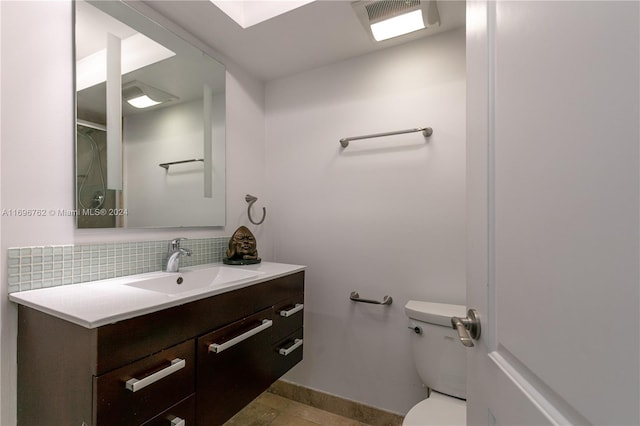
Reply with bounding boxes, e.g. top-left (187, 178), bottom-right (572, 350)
top-left (8, 262), bottom-right (305, 329)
